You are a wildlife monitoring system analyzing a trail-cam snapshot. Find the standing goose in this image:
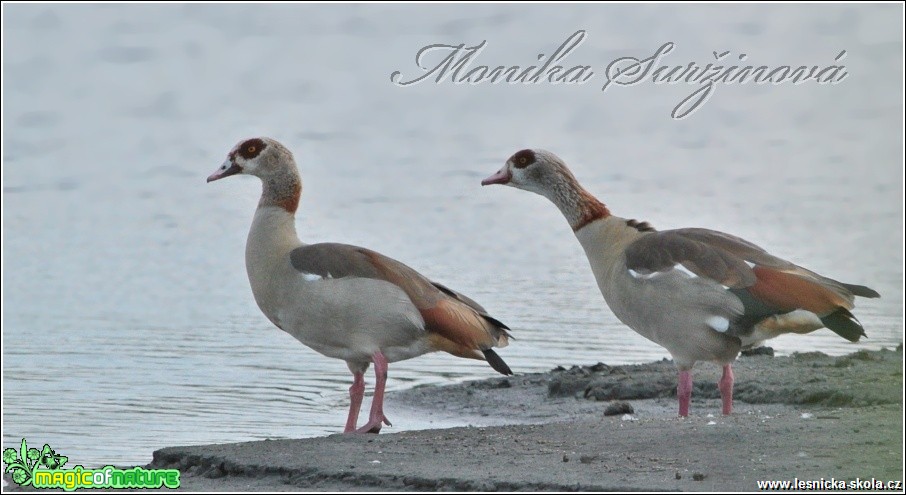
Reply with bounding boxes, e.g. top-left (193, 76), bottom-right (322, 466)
top-left (482, 149), bottom-right (878, 417)
top-left (208, 137), bottom-right (512, 433)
